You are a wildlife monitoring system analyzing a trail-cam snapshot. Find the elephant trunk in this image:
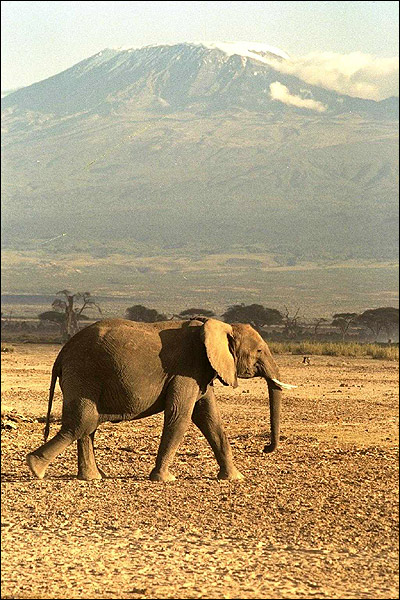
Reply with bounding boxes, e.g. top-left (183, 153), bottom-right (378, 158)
top-left (263, 380), bottom-right (282, 453)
